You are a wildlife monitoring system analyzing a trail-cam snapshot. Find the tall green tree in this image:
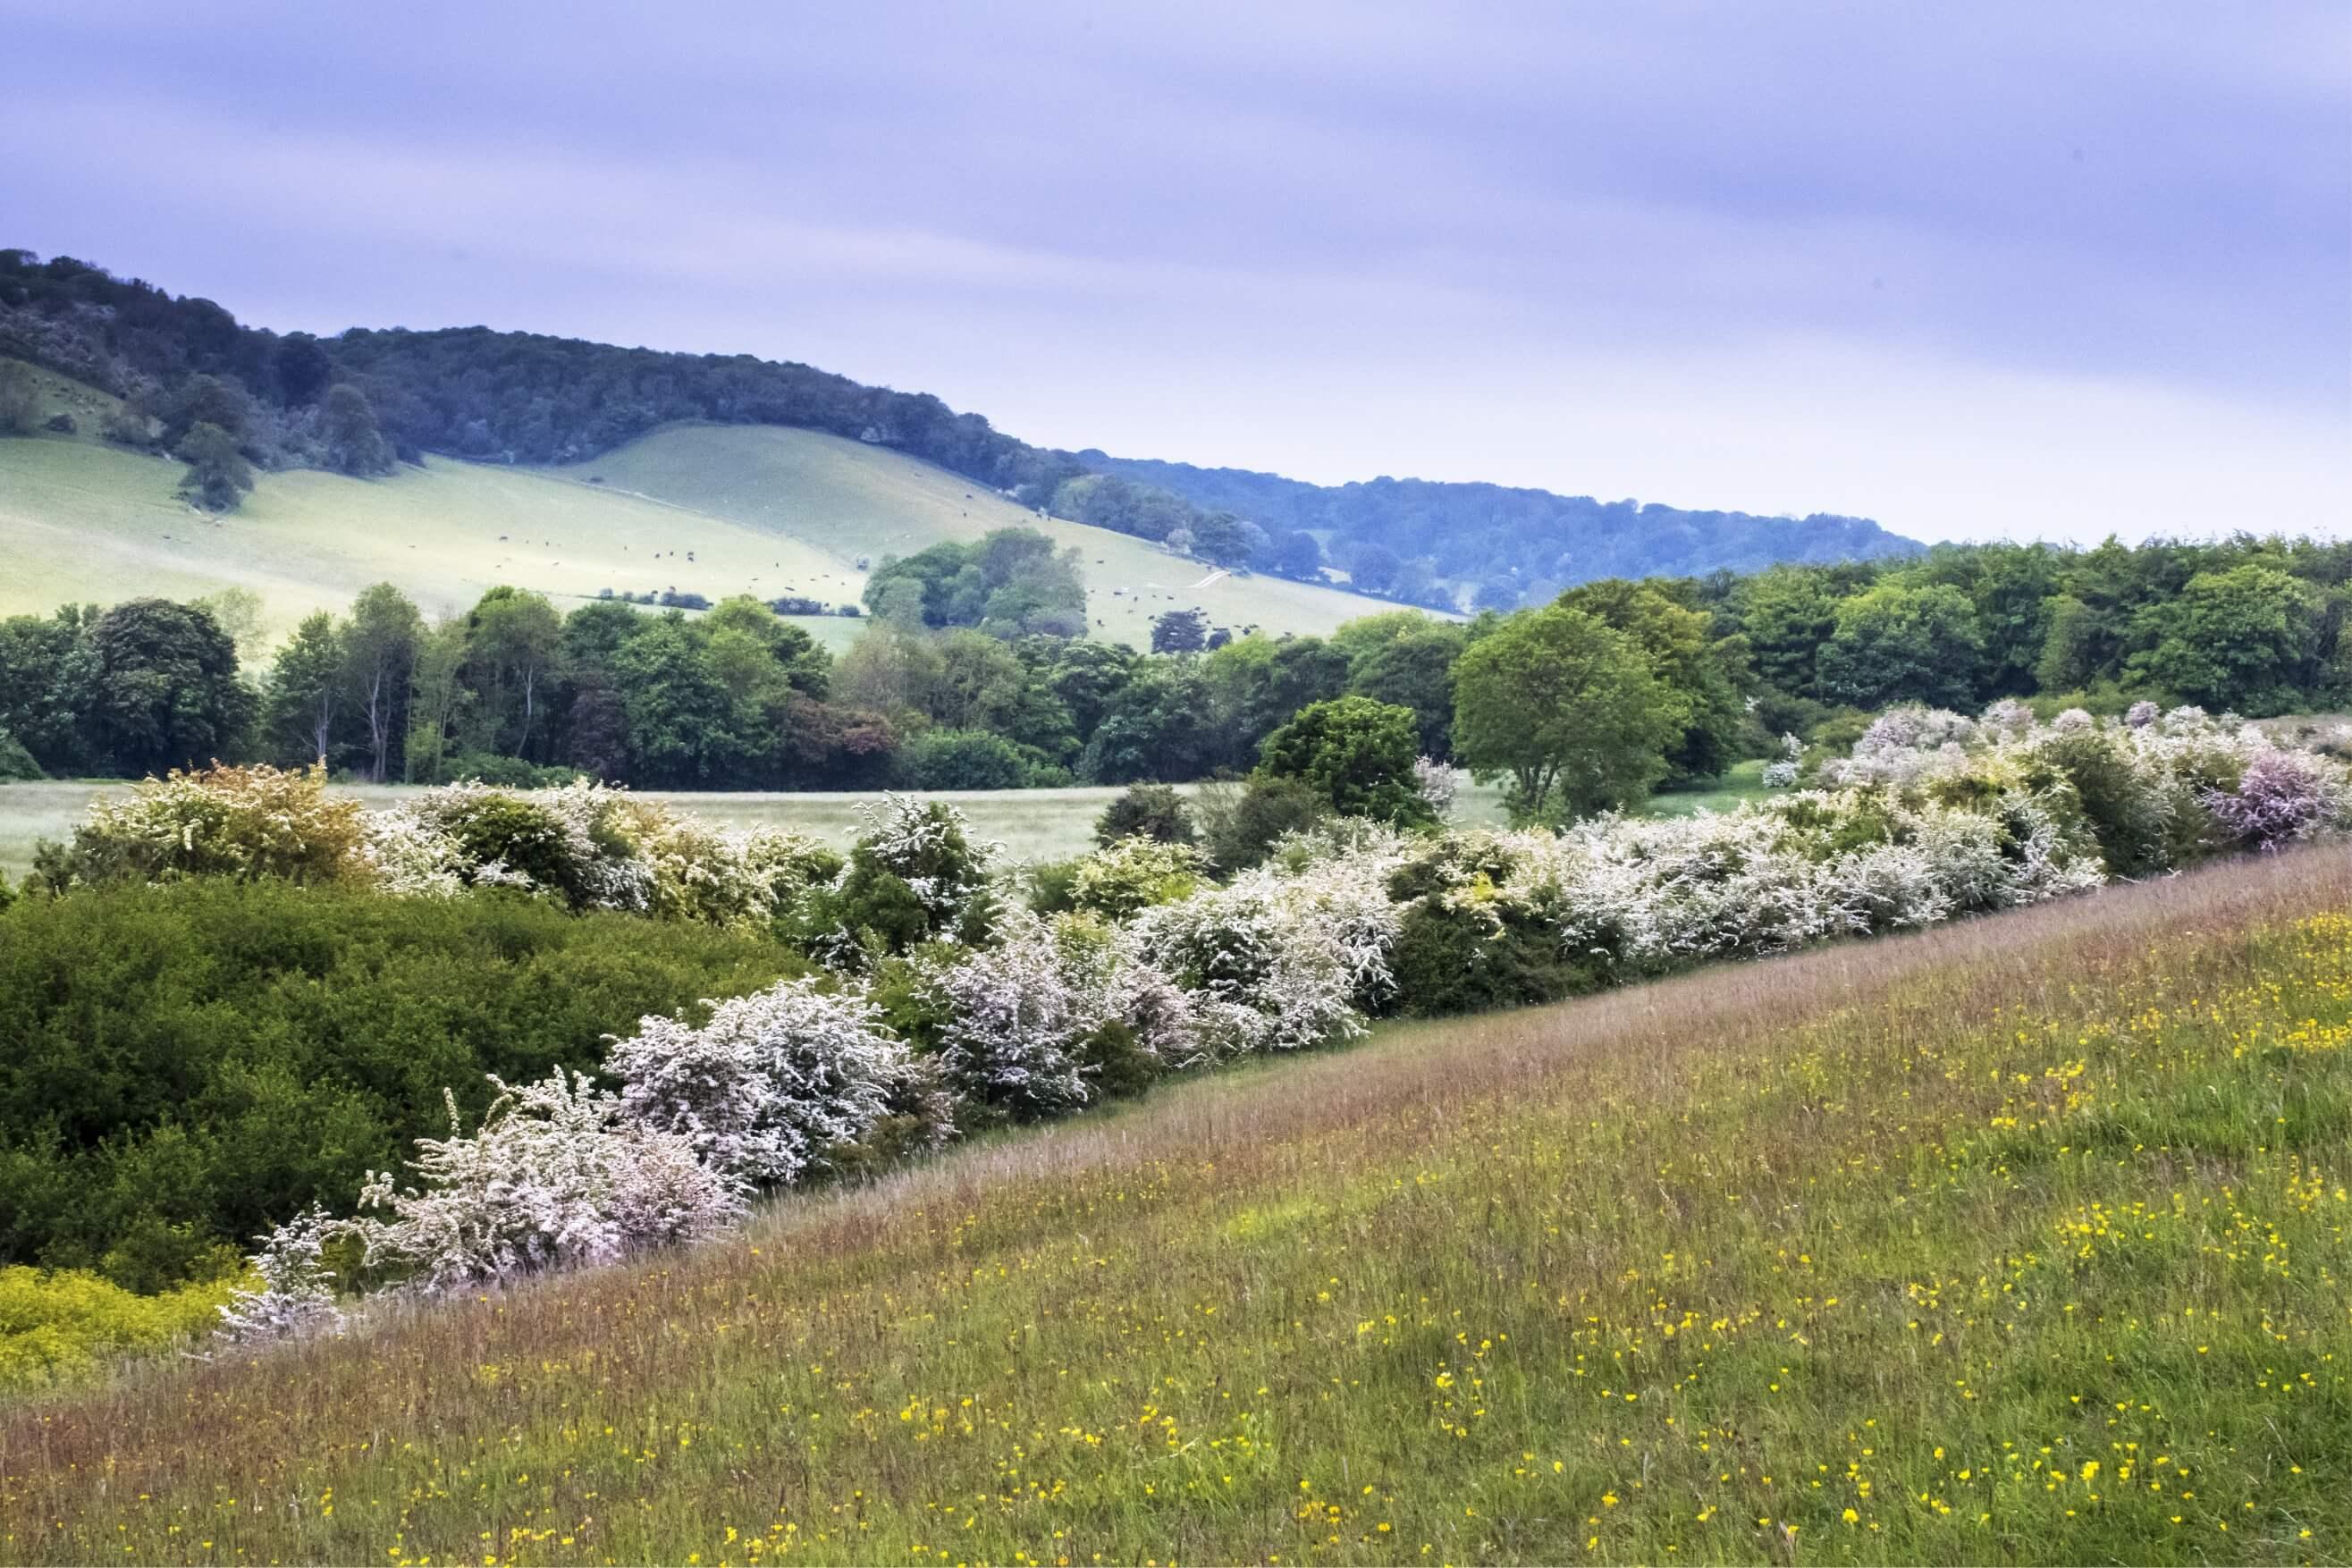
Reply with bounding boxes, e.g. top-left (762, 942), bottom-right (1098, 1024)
top-left (1814, 583), bottom-right (1985, 711)
top-left (174, 422), bottom-right (256, 511)
top-left (1254, 695), bottom-right (1432, 824)
top-left (2129, 565), bottom-right (2321, 714)
top-left (466, 587), bottom-right (566, 757)
top-left (1732, 566), bottom-right (1842, 698)
top-left (261, 611), bottom-right (344, 766)
top-left (1453, 603), bottom-right (1676, 822)
top-left (1334, 611), bottom-right (1466, 758)
top-left (320, 383), bottom-right (394, 476)
top-left (403, 615), bottom-right (473, 782)
top-left (1555, 578), bottom-right (1746, 783)
top-left (341, 584), bottom-right (424, 782)
top-left (86, 598), bottom-right (256, 776)
top-left (0, 607), bottom-right (100, 774)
